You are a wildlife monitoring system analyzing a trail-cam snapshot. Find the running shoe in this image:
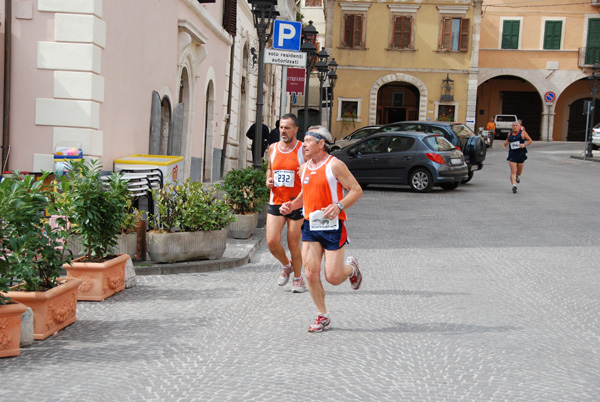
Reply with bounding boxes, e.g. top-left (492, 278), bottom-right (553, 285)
top-left (512, 185), bottom-right (517, 194)
top-left (516, 176), bottom-right (520, 183)
top-left (347, 256), bottom-right (362, 290)
top-left (277, 261), bottom-right (293, 286)
top-left (292, 277), bottom-right (307, 293)
top-left (308, 314), bottom-right (331, 333)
